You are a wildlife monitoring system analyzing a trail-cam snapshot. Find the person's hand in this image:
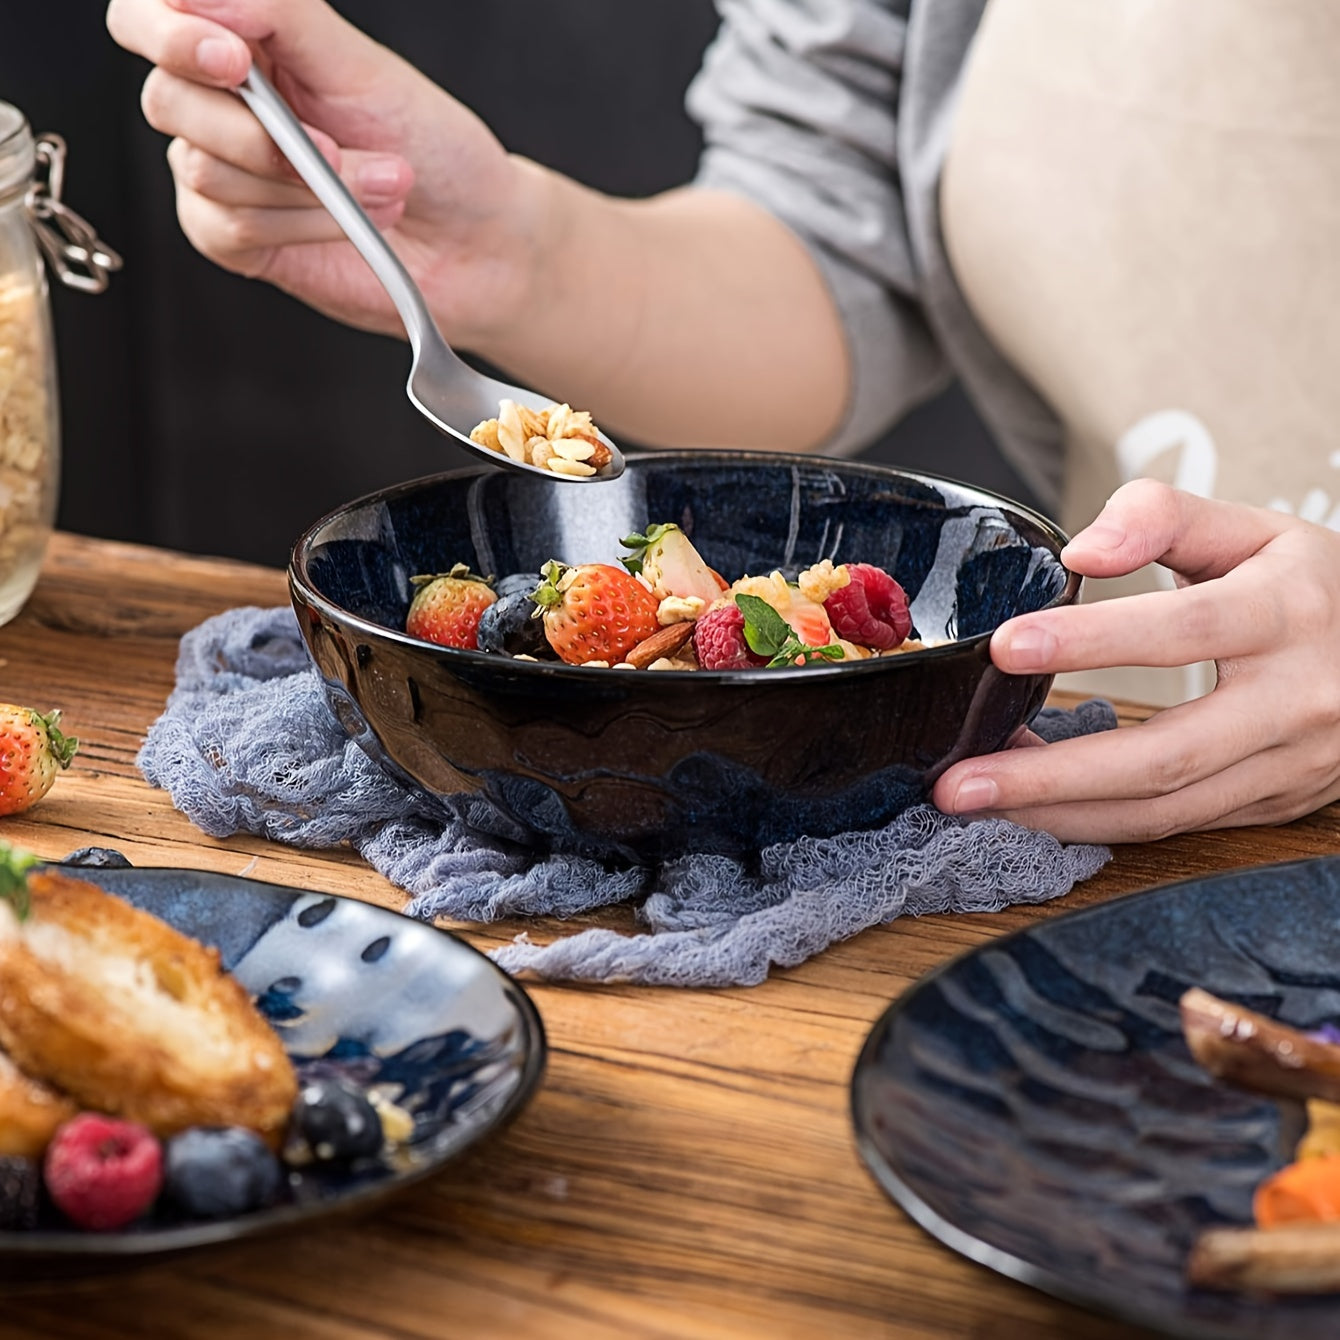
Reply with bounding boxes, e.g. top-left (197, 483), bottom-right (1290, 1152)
top-left (933, 479), bottom-right (1340, 842)
top-left (105, 0), bottom-right (544, 345)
